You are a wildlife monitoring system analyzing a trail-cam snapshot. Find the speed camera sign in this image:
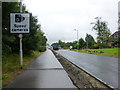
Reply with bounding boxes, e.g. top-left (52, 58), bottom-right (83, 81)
top-left (10, 13), bottom-right (30, 33)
